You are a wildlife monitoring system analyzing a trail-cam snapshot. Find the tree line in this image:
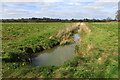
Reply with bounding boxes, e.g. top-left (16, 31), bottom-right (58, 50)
top-left (0, 17), bottom-right (117, 23)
